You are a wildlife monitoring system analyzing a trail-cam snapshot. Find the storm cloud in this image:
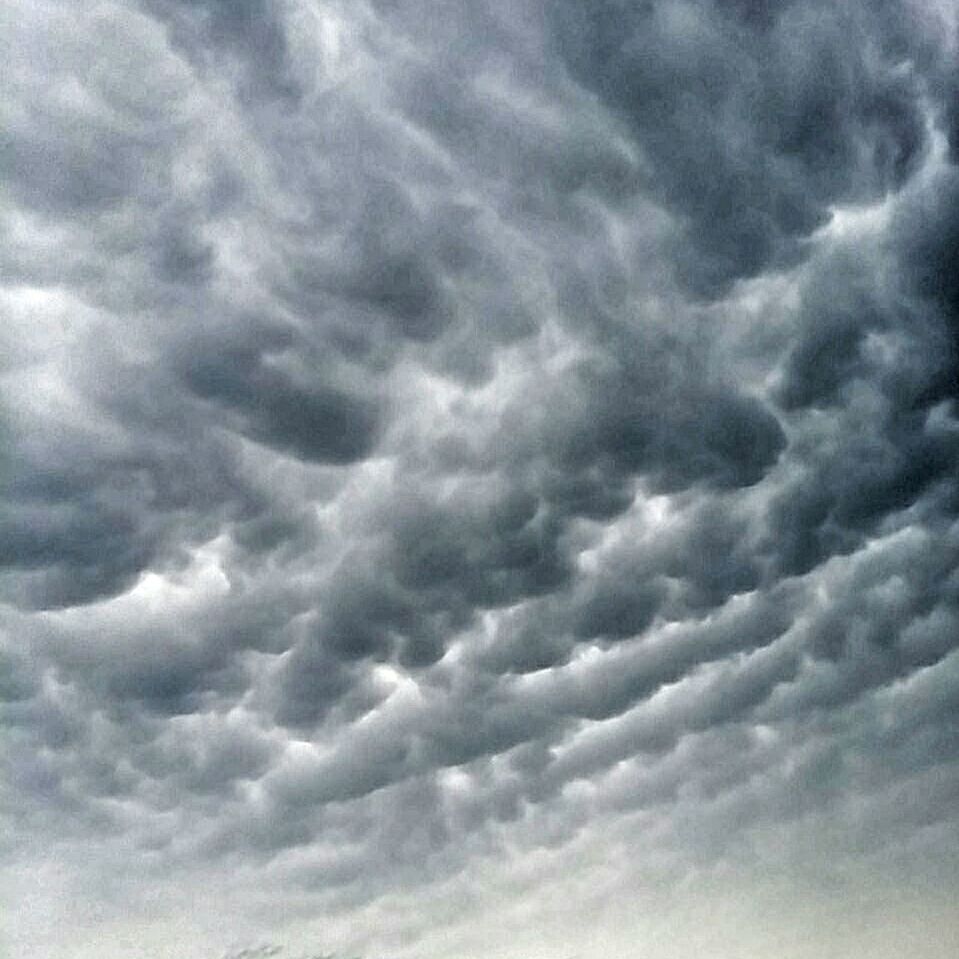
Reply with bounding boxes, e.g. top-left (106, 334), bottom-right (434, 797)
top-left (2, 2), bottom-right (958, 958)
